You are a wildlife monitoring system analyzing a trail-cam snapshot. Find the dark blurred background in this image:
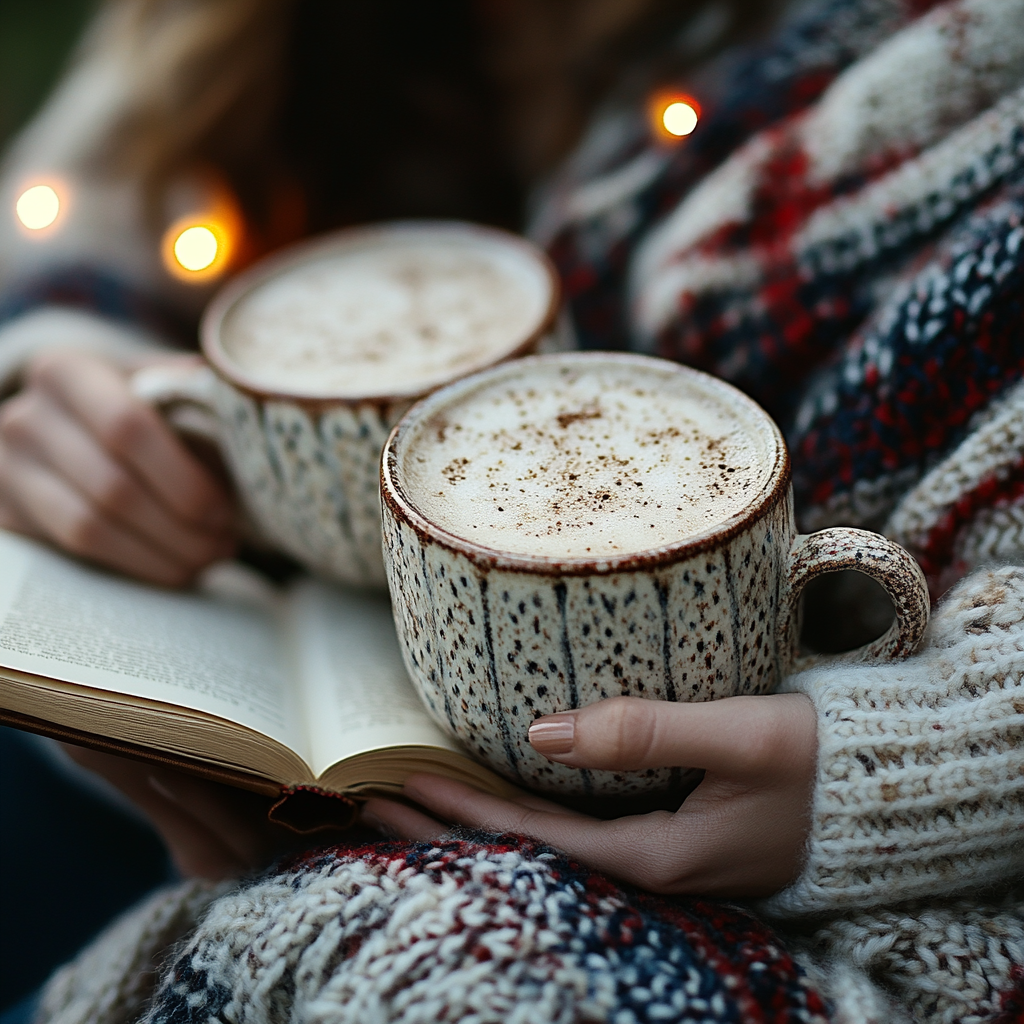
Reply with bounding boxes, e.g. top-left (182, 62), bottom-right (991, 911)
top-left (0, 0), bottom-right (96, 150)
top-left (1, 3), bottom-right (173, 1017)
